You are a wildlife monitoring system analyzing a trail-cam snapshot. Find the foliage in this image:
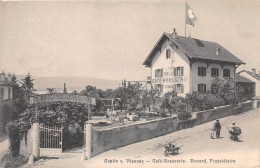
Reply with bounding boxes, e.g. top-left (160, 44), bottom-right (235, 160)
top-left (0, 151), bottom-right (27, 168)
top-left (161, 91), bottom-right (186, 115)
top-left (177, 112), bottom-right (192, 120)
top-left (0, 105), bottom-right (11, 134)
top-left (160, 112), bottom-right (168, 118)
top-left (63, 122), bottom-right (83, 150)
top-left (20, 72), bottom-right (35, 100)
top-left (185, 92), bottom-right (203, 112)
top-left (47, 88), bottom-right (56, 94)
top-left (140, 89), bottom-right (161, 111)
top-left (211, 77), bottom-right (239, 105)
top-left (200, 94), bottom-right (225, 110)
top-left (6, 121), bottom-right (20, 157)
